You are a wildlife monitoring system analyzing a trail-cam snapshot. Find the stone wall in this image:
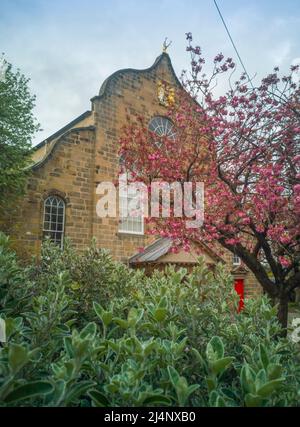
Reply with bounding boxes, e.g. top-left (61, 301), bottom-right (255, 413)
top-left (8, 127), bottom-right (96, 256)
